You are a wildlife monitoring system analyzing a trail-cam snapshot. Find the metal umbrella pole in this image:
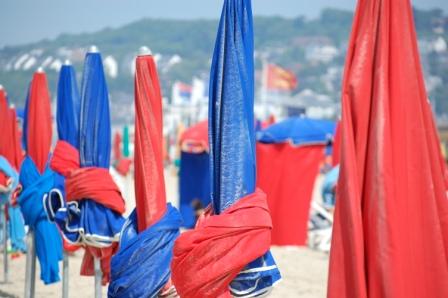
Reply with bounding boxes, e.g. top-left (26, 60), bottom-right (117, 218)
top-left (2, 206), bottom-right (8, 283)
top-left (62, 252), bottom-right (69, 298)
top-left (94, 258), bottom-right (102, 298)
top-left (24, 230), bottom-right (36, 298)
